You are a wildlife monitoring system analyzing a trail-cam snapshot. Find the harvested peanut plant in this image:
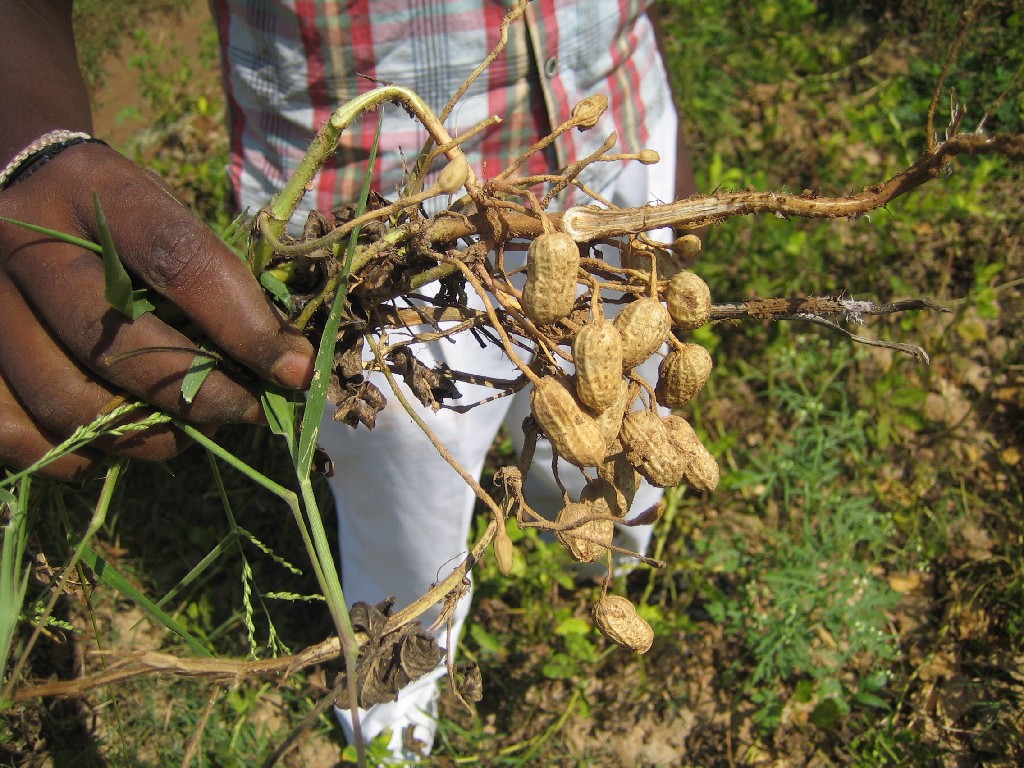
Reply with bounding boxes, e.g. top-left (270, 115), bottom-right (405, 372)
top-left (3, 2), bottom-right (1023, 765)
